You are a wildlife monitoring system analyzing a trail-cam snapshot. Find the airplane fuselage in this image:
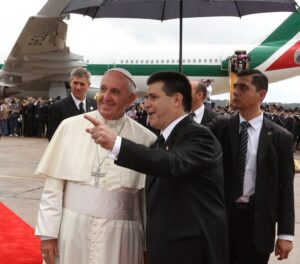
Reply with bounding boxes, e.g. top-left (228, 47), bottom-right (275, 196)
top-left (1, 1), bottom-right (300, 99)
